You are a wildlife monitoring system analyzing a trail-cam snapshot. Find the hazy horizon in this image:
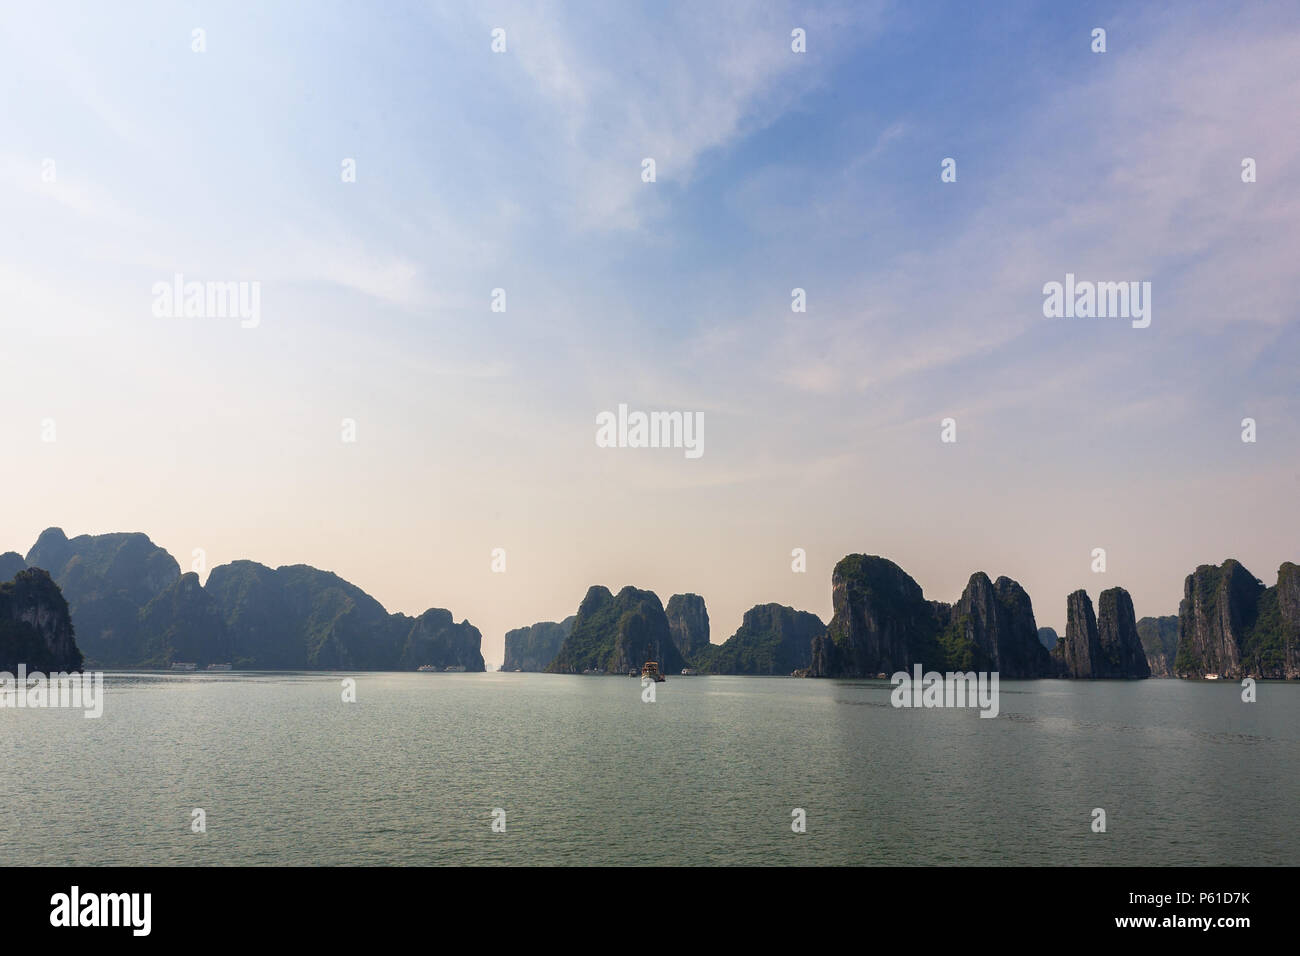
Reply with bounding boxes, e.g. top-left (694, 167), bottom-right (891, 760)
top-left (5, 520), bottom-right (1296, 669)
top-left (3, 1), bottom-right (1298, 668)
